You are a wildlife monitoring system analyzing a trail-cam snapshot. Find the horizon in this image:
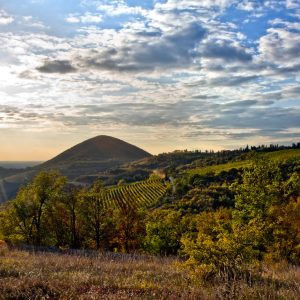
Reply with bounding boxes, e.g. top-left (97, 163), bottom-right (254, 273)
top-left (1, 0), bottom-right (300, 160)
top-left (0, 135), bottom-right (297, 163)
